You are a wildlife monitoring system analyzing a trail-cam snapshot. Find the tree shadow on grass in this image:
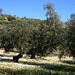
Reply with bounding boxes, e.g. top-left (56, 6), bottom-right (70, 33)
top-left (0, 54), bottom-right (12, 62)
top-left (20, 61), bottom-right (75, 73)
top-left (62, 60), bottom-right (75, 65)
top-left (0, 54), bottom-right (14, 57)
top-left (0, 56), bottom-right (75, 74)
top-left (0, 54), bottom-right (5, 57)
top-left (0, 57), bottom-right (12, 62)
top-left (0, 54), bottom-right (75, 75)
top-left (0, 53), bottom-right (15, 62)
top-left (0, 61), bottom-right (75, 75)
top-left (0, 68), bottom-right (51, 75)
